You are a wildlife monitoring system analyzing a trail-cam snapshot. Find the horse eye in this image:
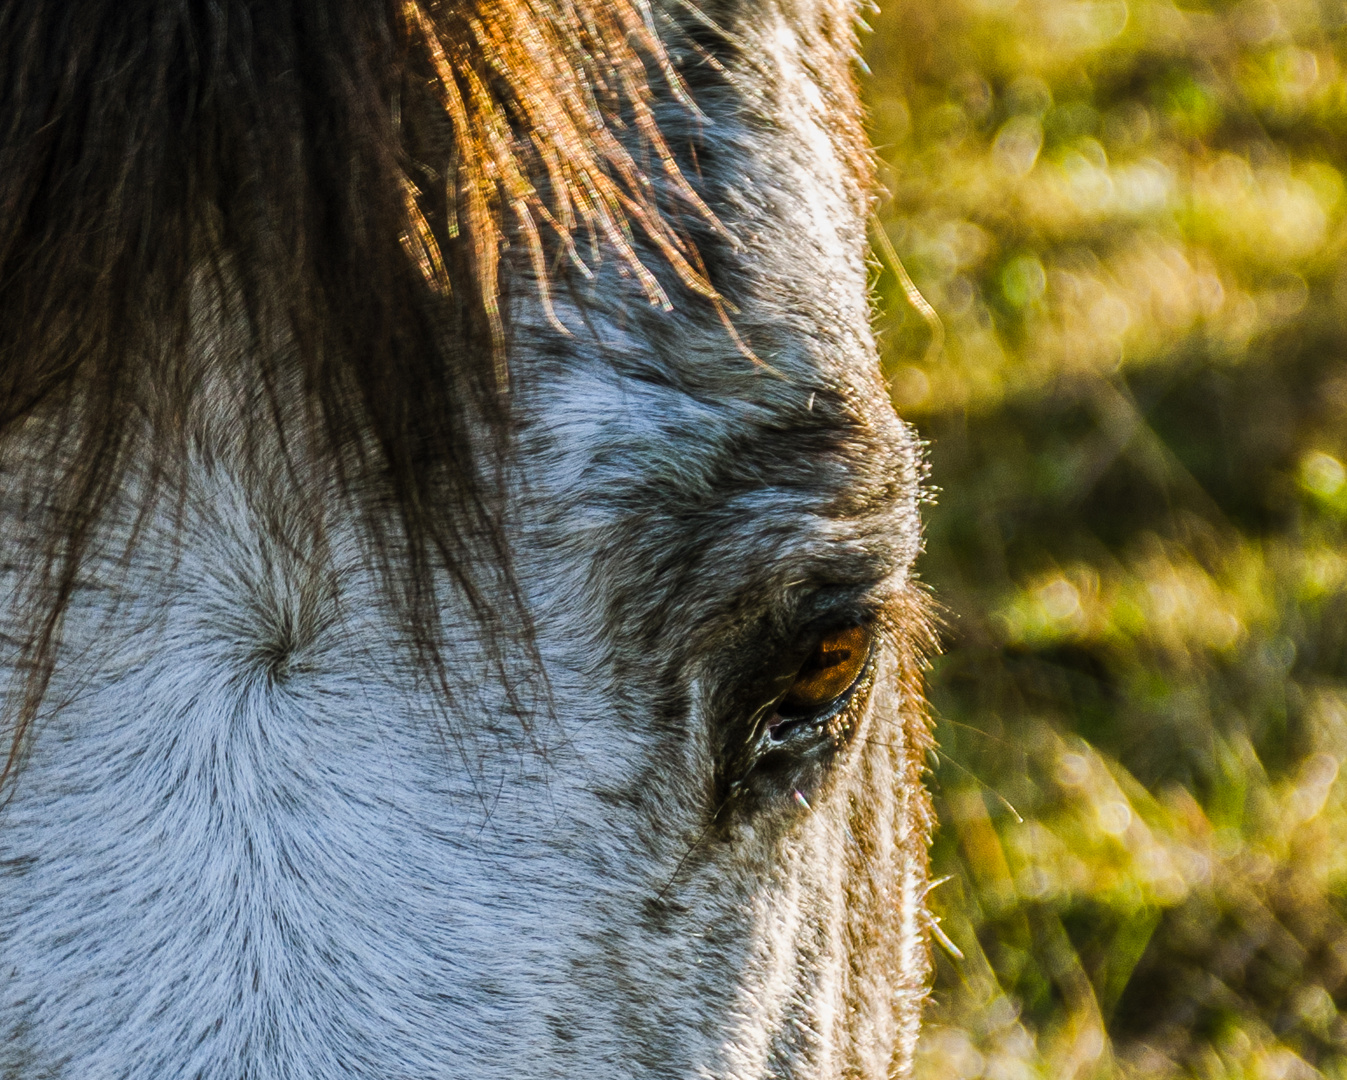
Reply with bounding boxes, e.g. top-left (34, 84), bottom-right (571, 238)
top-left (778, 624), bottom-right (873, 717)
